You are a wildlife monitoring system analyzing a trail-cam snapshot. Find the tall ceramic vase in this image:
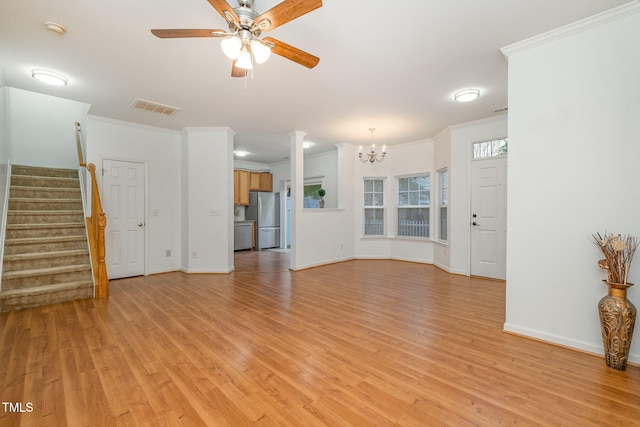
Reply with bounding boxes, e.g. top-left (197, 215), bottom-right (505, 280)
top-left (598, 281), bottom-right (636, 370)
